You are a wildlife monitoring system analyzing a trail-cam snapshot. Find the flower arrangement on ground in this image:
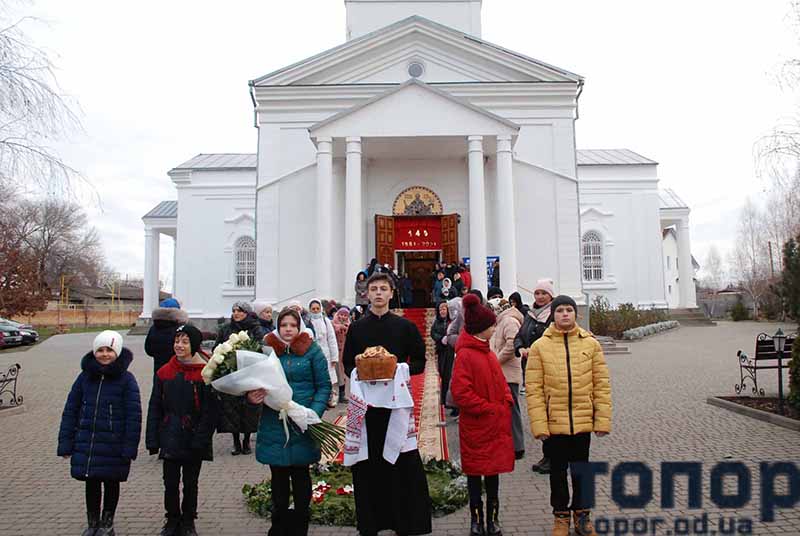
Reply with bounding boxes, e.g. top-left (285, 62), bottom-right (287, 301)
top-left (205, 331), bottom-right (344, 457)
top-left (242, 459), bottom-right (468, 526)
